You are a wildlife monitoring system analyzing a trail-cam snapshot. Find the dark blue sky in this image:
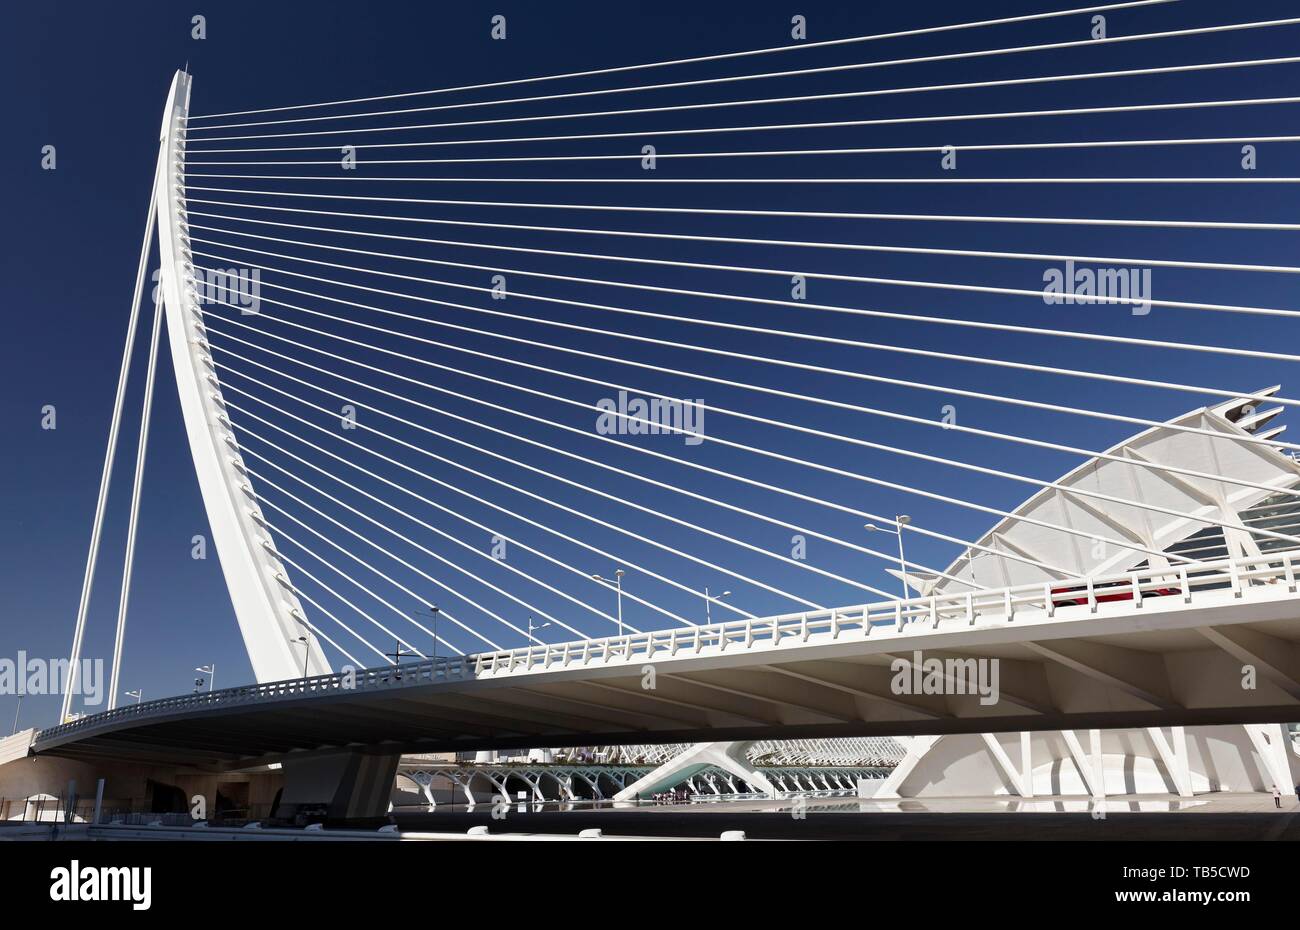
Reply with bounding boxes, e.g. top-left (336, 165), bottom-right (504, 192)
top-left (4, 0), bottom-right (1300, 728)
